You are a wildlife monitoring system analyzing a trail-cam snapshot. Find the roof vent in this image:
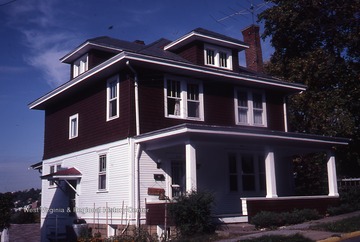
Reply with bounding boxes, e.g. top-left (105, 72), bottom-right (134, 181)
top-left (134, 40), bottom-right (145, 45)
